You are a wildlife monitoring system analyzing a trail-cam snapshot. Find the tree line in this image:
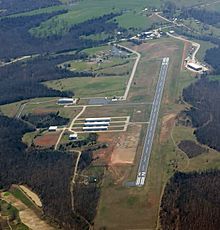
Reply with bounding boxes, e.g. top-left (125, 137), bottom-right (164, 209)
top-left (183, 78), bottom-right (220, 151)
top-left (21, 111), bottom-right (70, 128)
